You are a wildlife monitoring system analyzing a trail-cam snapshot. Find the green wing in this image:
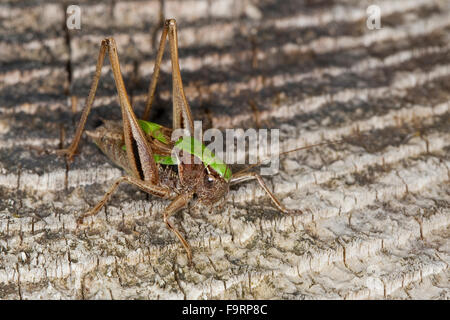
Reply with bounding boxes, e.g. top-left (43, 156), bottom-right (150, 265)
top-left (174, 136), bottom-right (232, 181)
top-left (123, 120), bottom-right (232, 180)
